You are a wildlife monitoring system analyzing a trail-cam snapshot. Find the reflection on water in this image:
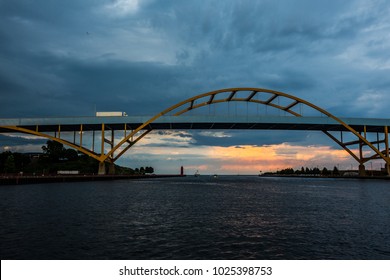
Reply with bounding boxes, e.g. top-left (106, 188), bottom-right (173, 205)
top-left (0, 176), bottom-right (389, 259)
